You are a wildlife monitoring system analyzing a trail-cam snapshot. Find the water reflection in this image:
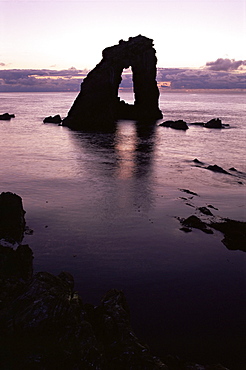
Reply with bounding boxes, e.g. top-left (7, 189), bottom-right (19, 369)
top-left (68, 120), bottom-right (157, 214)
top-left (70, 121), bottom-right (157, 178)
